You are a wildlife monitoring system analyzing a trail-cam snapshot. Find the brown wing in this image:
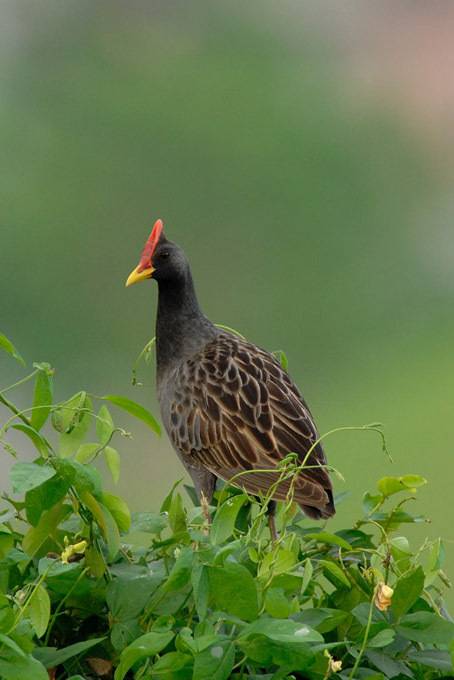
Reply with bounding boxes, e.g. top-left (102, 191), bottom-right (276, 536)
top-left (167, 332), bottom-right (334, 518)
